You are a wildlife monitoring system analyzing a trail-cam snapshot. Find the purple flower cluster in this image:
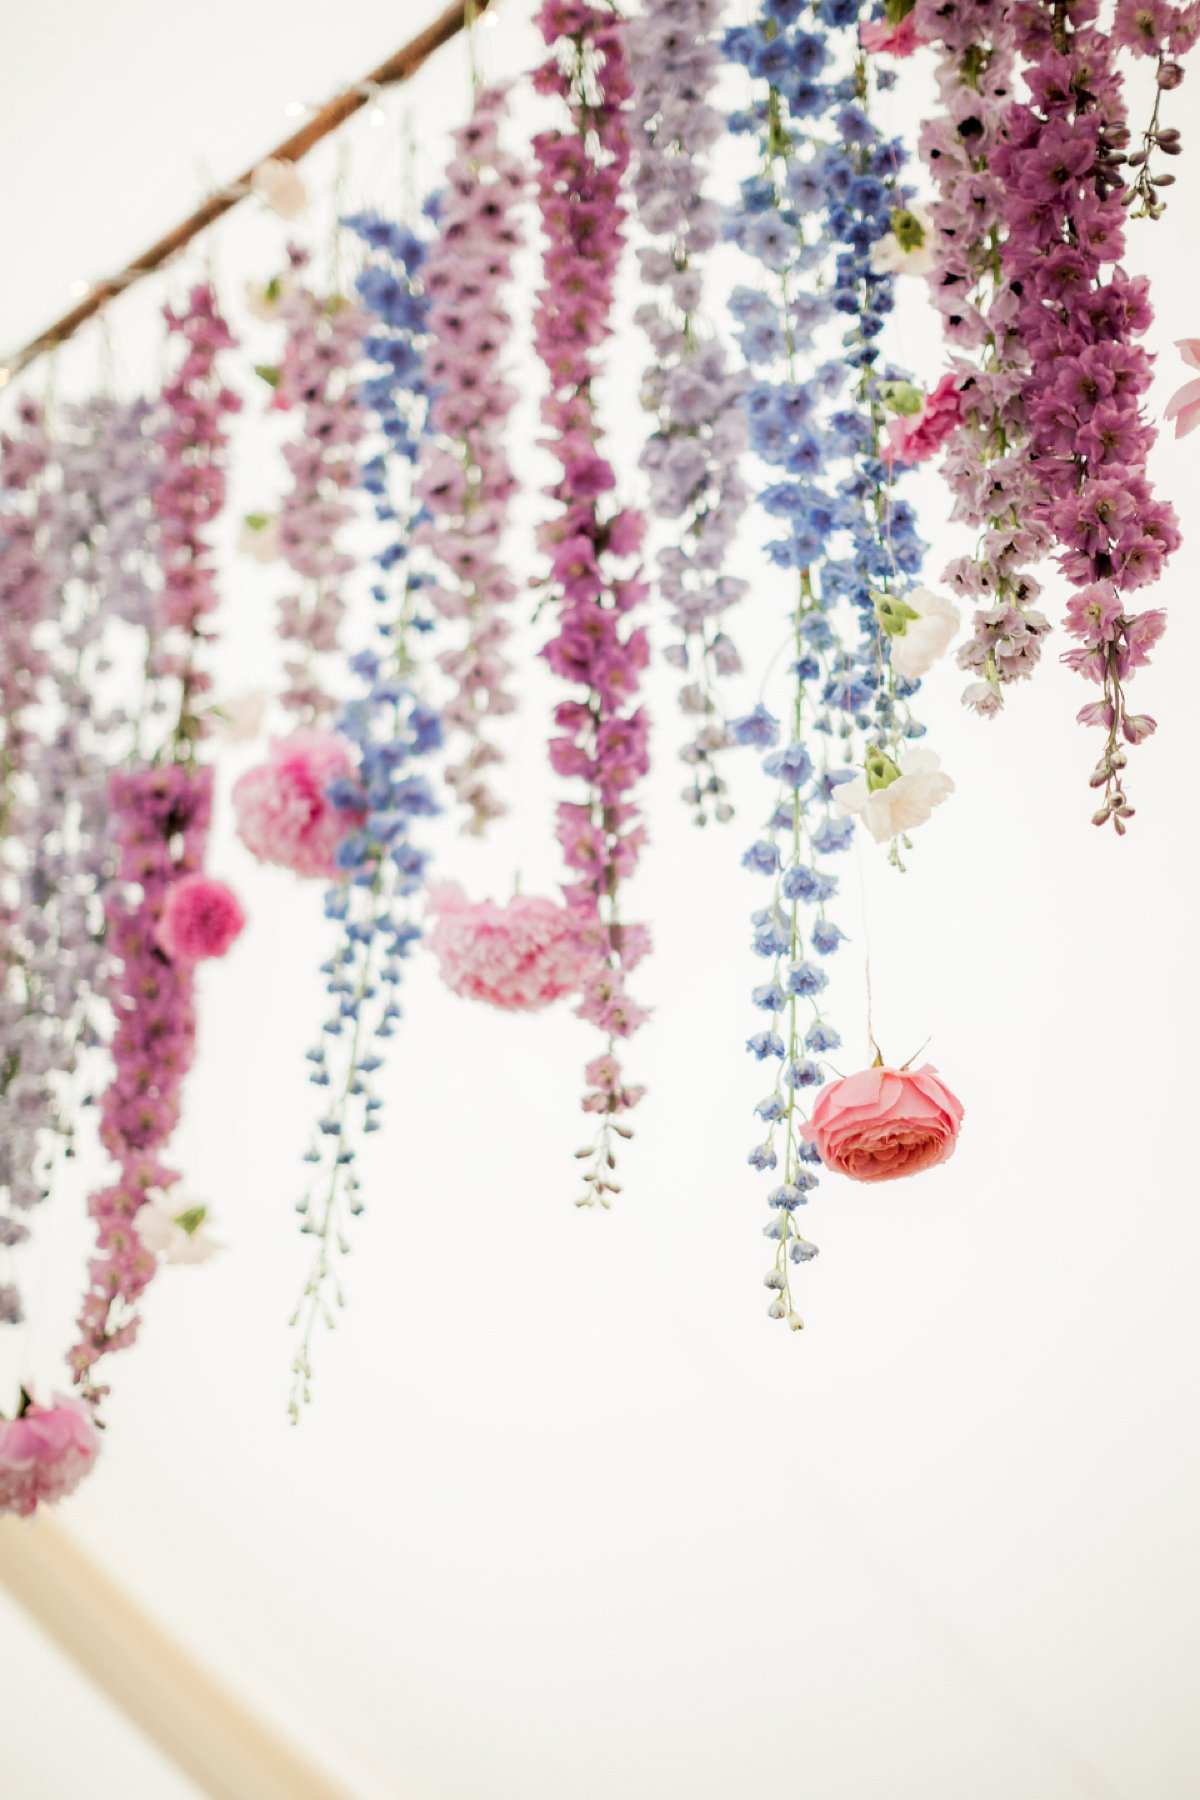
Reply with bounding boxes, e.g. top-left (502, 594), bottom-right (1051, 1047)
top-left (627, 0), bottom-right (750, 826)
top-left (993, 0), bottom-right (1181, 826)
top-left (412, 86), bottom-right (526, 837)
